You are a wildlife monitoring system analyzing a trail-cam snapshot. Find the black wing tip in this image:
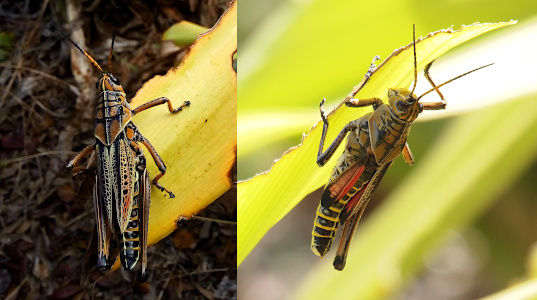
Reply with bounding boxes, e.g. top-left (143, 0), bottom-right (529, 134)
top-left (333, 255), bottom-right (346, 271)
top-left (320, 188), bottom-right (335, 207)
